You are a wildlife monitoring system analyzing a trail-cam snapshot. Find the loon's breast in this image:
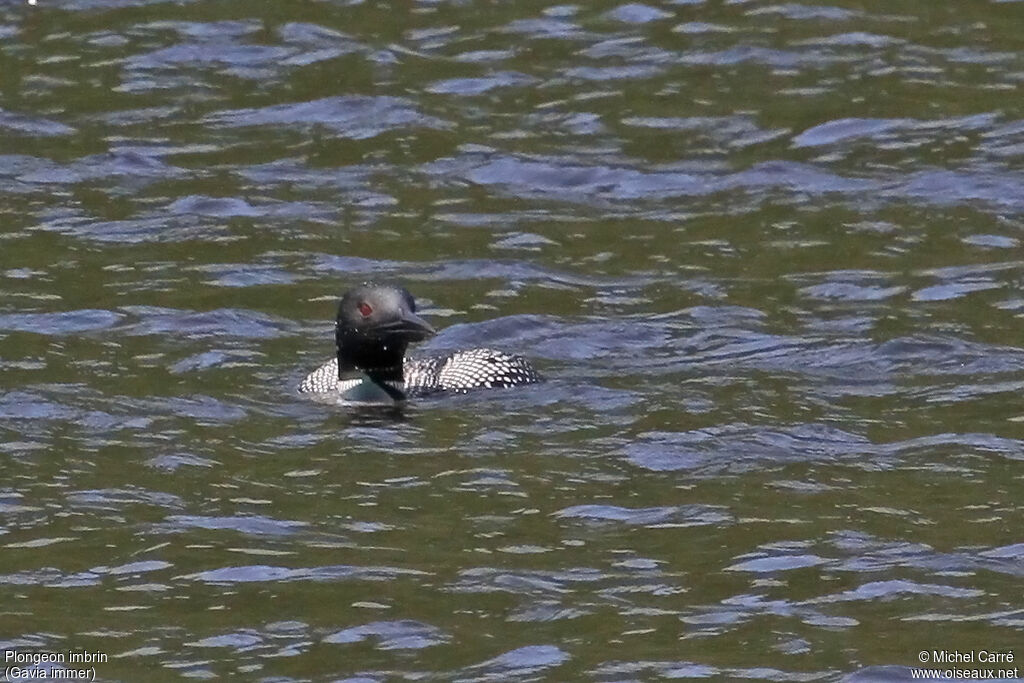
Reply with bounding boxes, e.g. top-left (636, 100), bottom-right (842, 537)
top-left (299, 348), bottom-right (541, 398)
